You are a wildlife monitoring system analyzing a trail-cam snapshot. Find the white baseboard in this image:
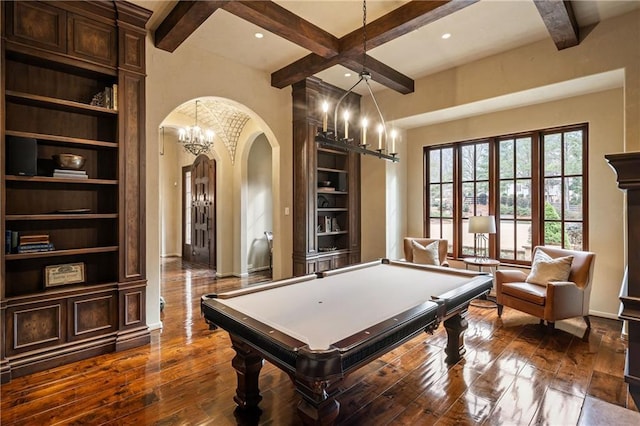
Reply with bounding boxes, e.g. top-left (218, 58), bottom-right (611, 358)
top-left (148, 321), bottom-right (163, 331)
top-left (217, 271), bottom-right (262, 278)
top-left (589, 309), bottom-right (619, 320)
top-left (160, 253), bottom-right (181, 258)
